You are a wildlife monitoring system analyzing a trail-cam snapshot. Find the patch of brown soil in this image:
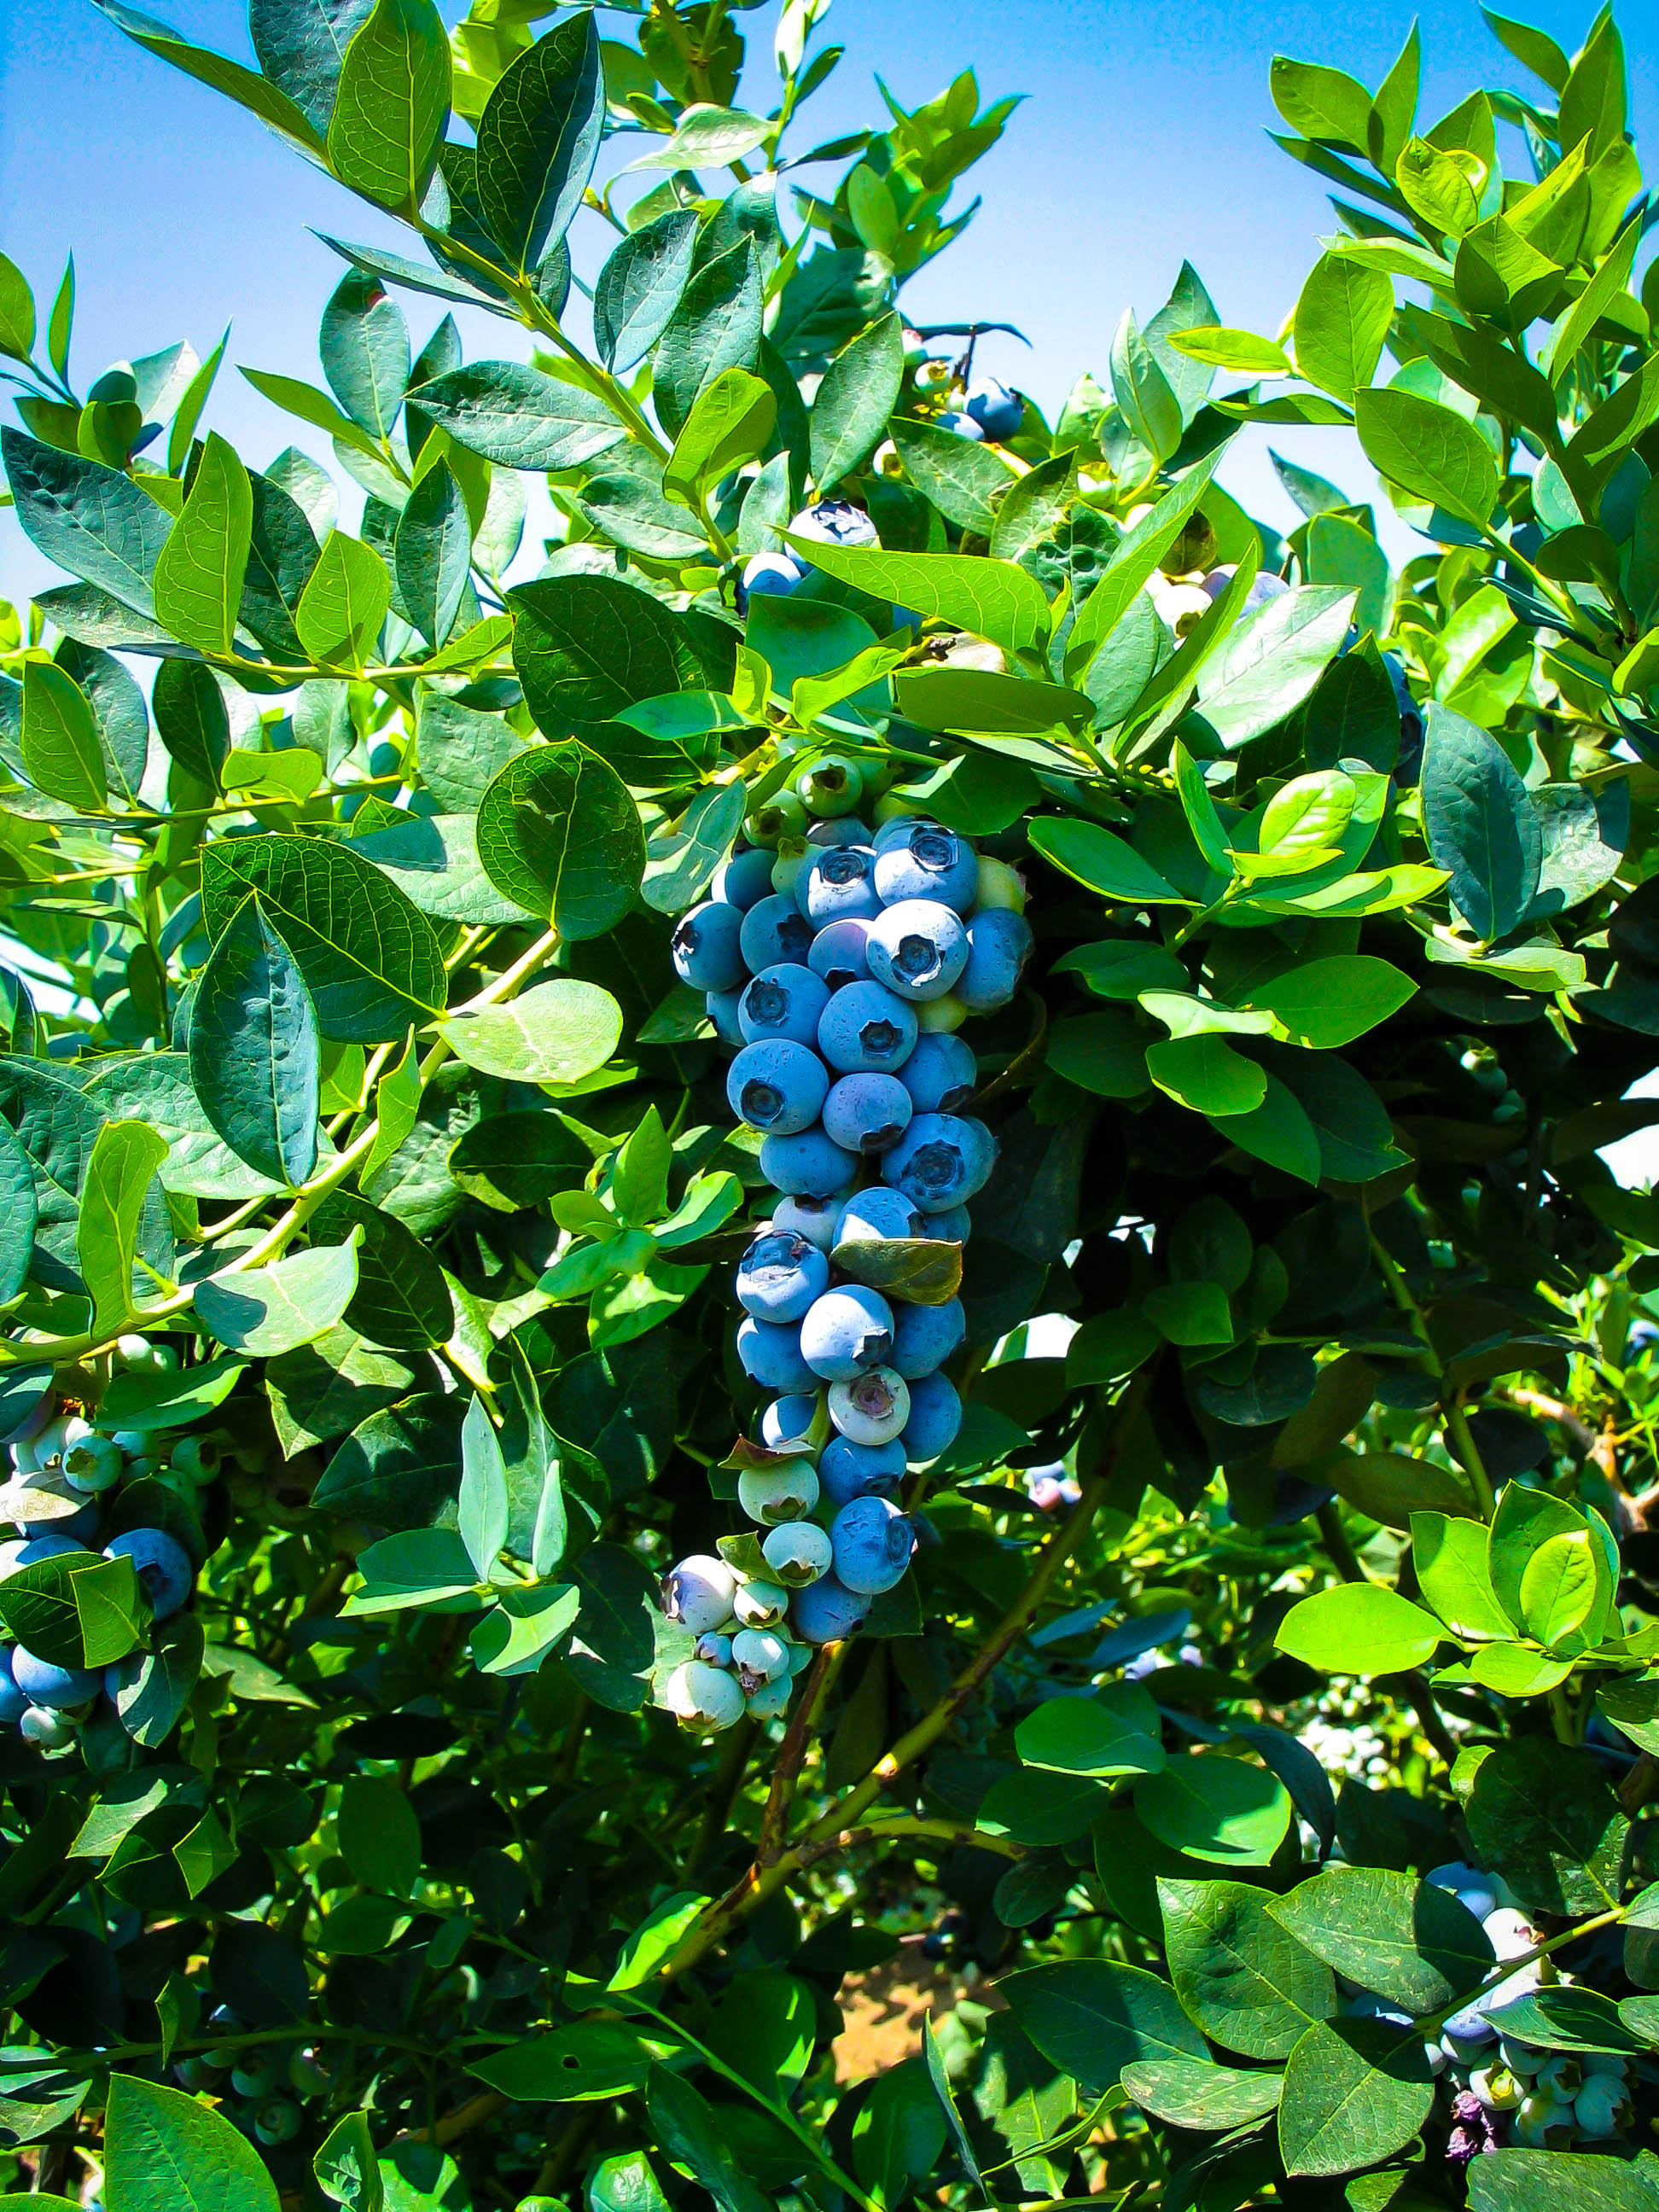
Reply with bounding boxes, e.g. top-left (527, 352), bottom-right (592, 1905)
top-left (831, 1950), bottom-right (994, 2081)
